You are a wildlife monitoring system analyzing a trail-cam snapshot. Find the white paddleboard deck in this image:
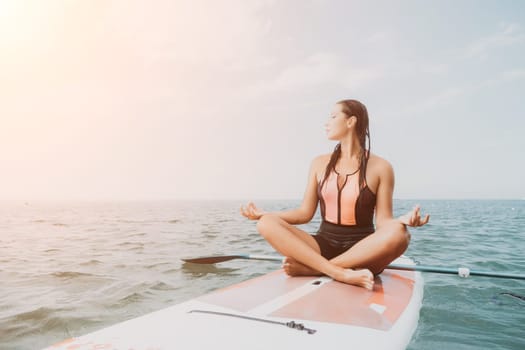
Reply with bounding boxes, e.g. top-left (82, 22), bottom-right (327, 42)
top-left (44, 256), bottom-right (423, 350)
